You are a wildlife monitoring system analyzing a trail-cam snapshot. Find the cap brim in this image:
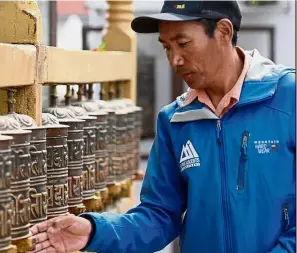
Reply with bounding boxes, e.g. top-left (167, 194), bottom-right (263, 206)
top-left (131, 13), bottom-right (202, 33)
